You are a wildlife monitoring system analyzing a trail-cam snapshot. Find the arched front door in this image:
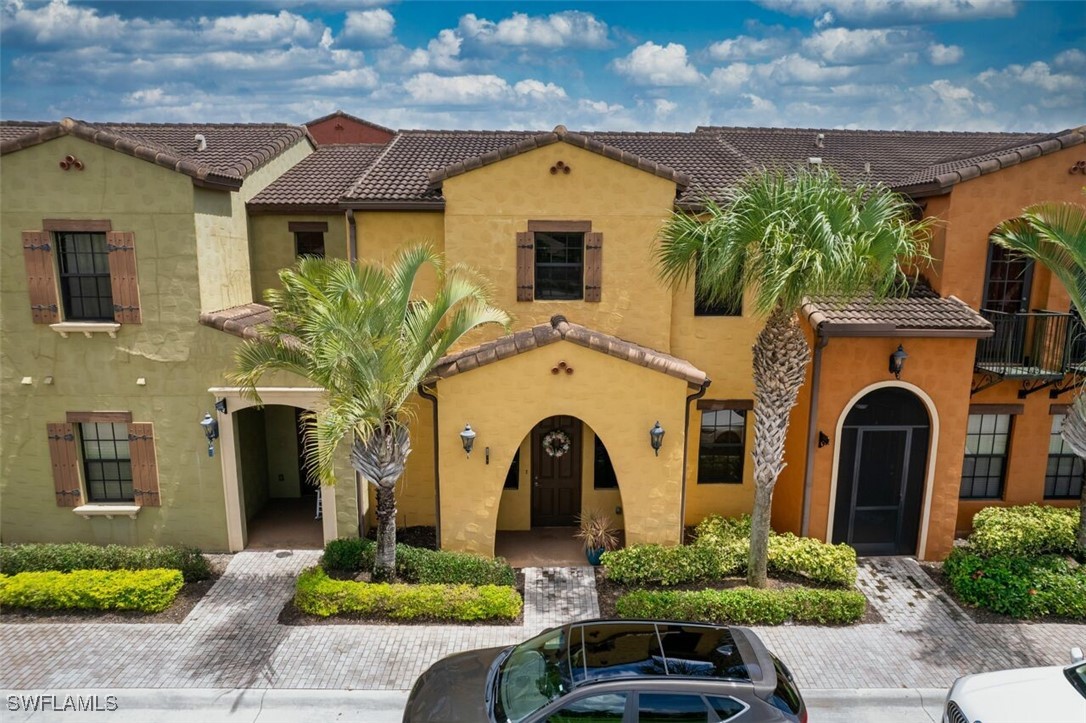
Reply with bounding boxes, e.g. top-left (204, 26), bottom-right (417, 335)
top-left (833, 387), bottom-right (930, 555)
